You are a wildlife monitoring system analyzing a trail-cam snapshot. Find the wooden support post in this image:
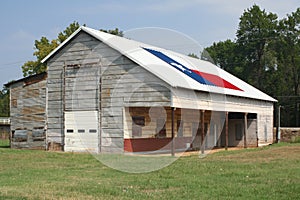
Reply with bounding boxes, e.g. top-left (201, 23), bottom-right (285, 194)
top-left (225, 112), bottom-right (228, 150)
top-left (98, 61), bottom-right (102, 153)
top-left (201, 110), bottom-right (205, 154)
top-left (171, 107), bottom-right (175, 156)
top-left (217, 125), bottom-right (221, 147)
top-left (216, 115), bottom-right (221, 148)
top-left (62, 62), bottom-right (66, 152)
top-left (244, 113), bottom-right (248, 148)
